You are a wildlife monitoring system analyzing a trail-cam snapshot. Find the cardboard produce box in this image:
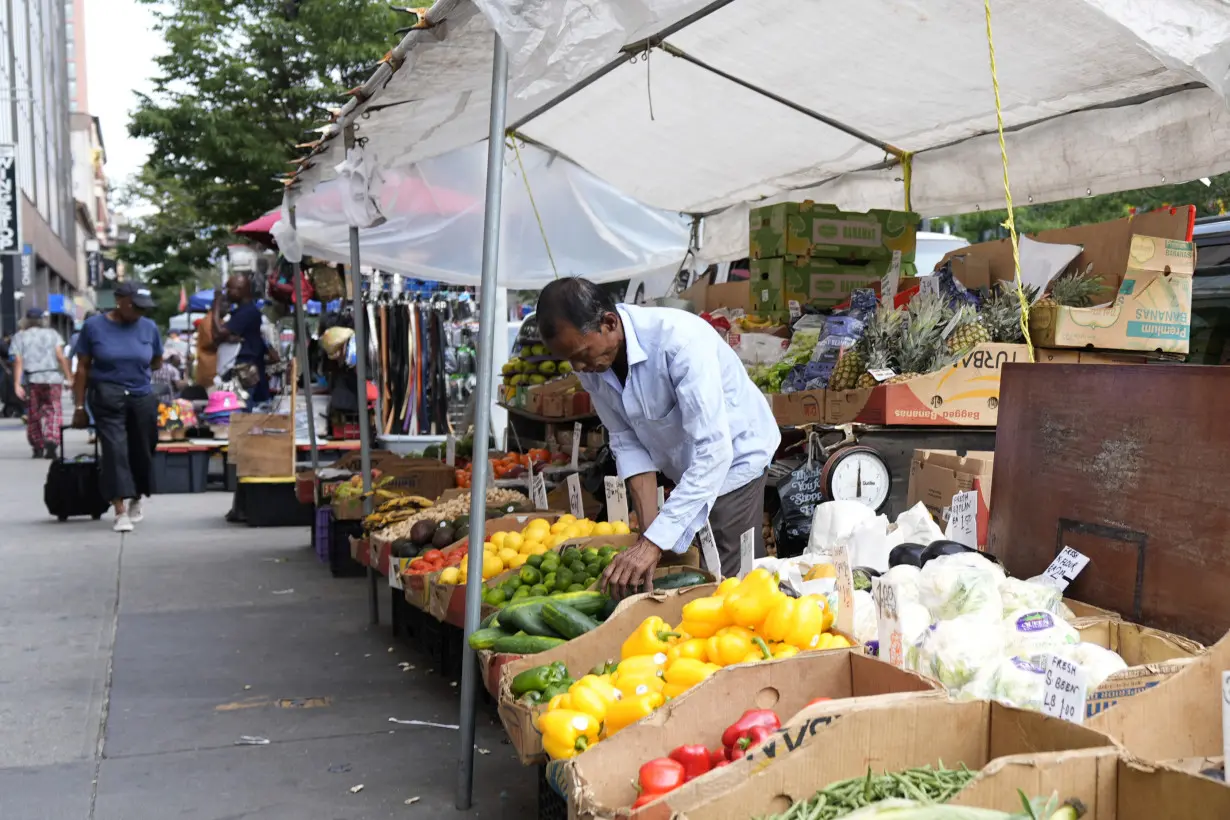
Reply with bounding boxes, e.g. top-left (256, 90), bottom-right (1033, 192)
top-left (229, 412), bottom-right (295, 478)
top-left (1074, 617), bottom-right (1205, 720)
top-left (680, 277), bottom-right (751, 314)
top-left (749, 201), bottom-right (919, 263)
top-left (554, 652), bottom-right (941, 819)
top-left (1030, 235), bottom-right (1194, 355)
top-left (907, 450), bottom-right (994, 545)
top-left (769, 389), bottom-right (825, 427)
top-left (637, 697), bottom-right (1115, 819)
top-left (752, 255), bottom-right (910, 313)
top-left (497, 585), bottom-right (716, 765)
